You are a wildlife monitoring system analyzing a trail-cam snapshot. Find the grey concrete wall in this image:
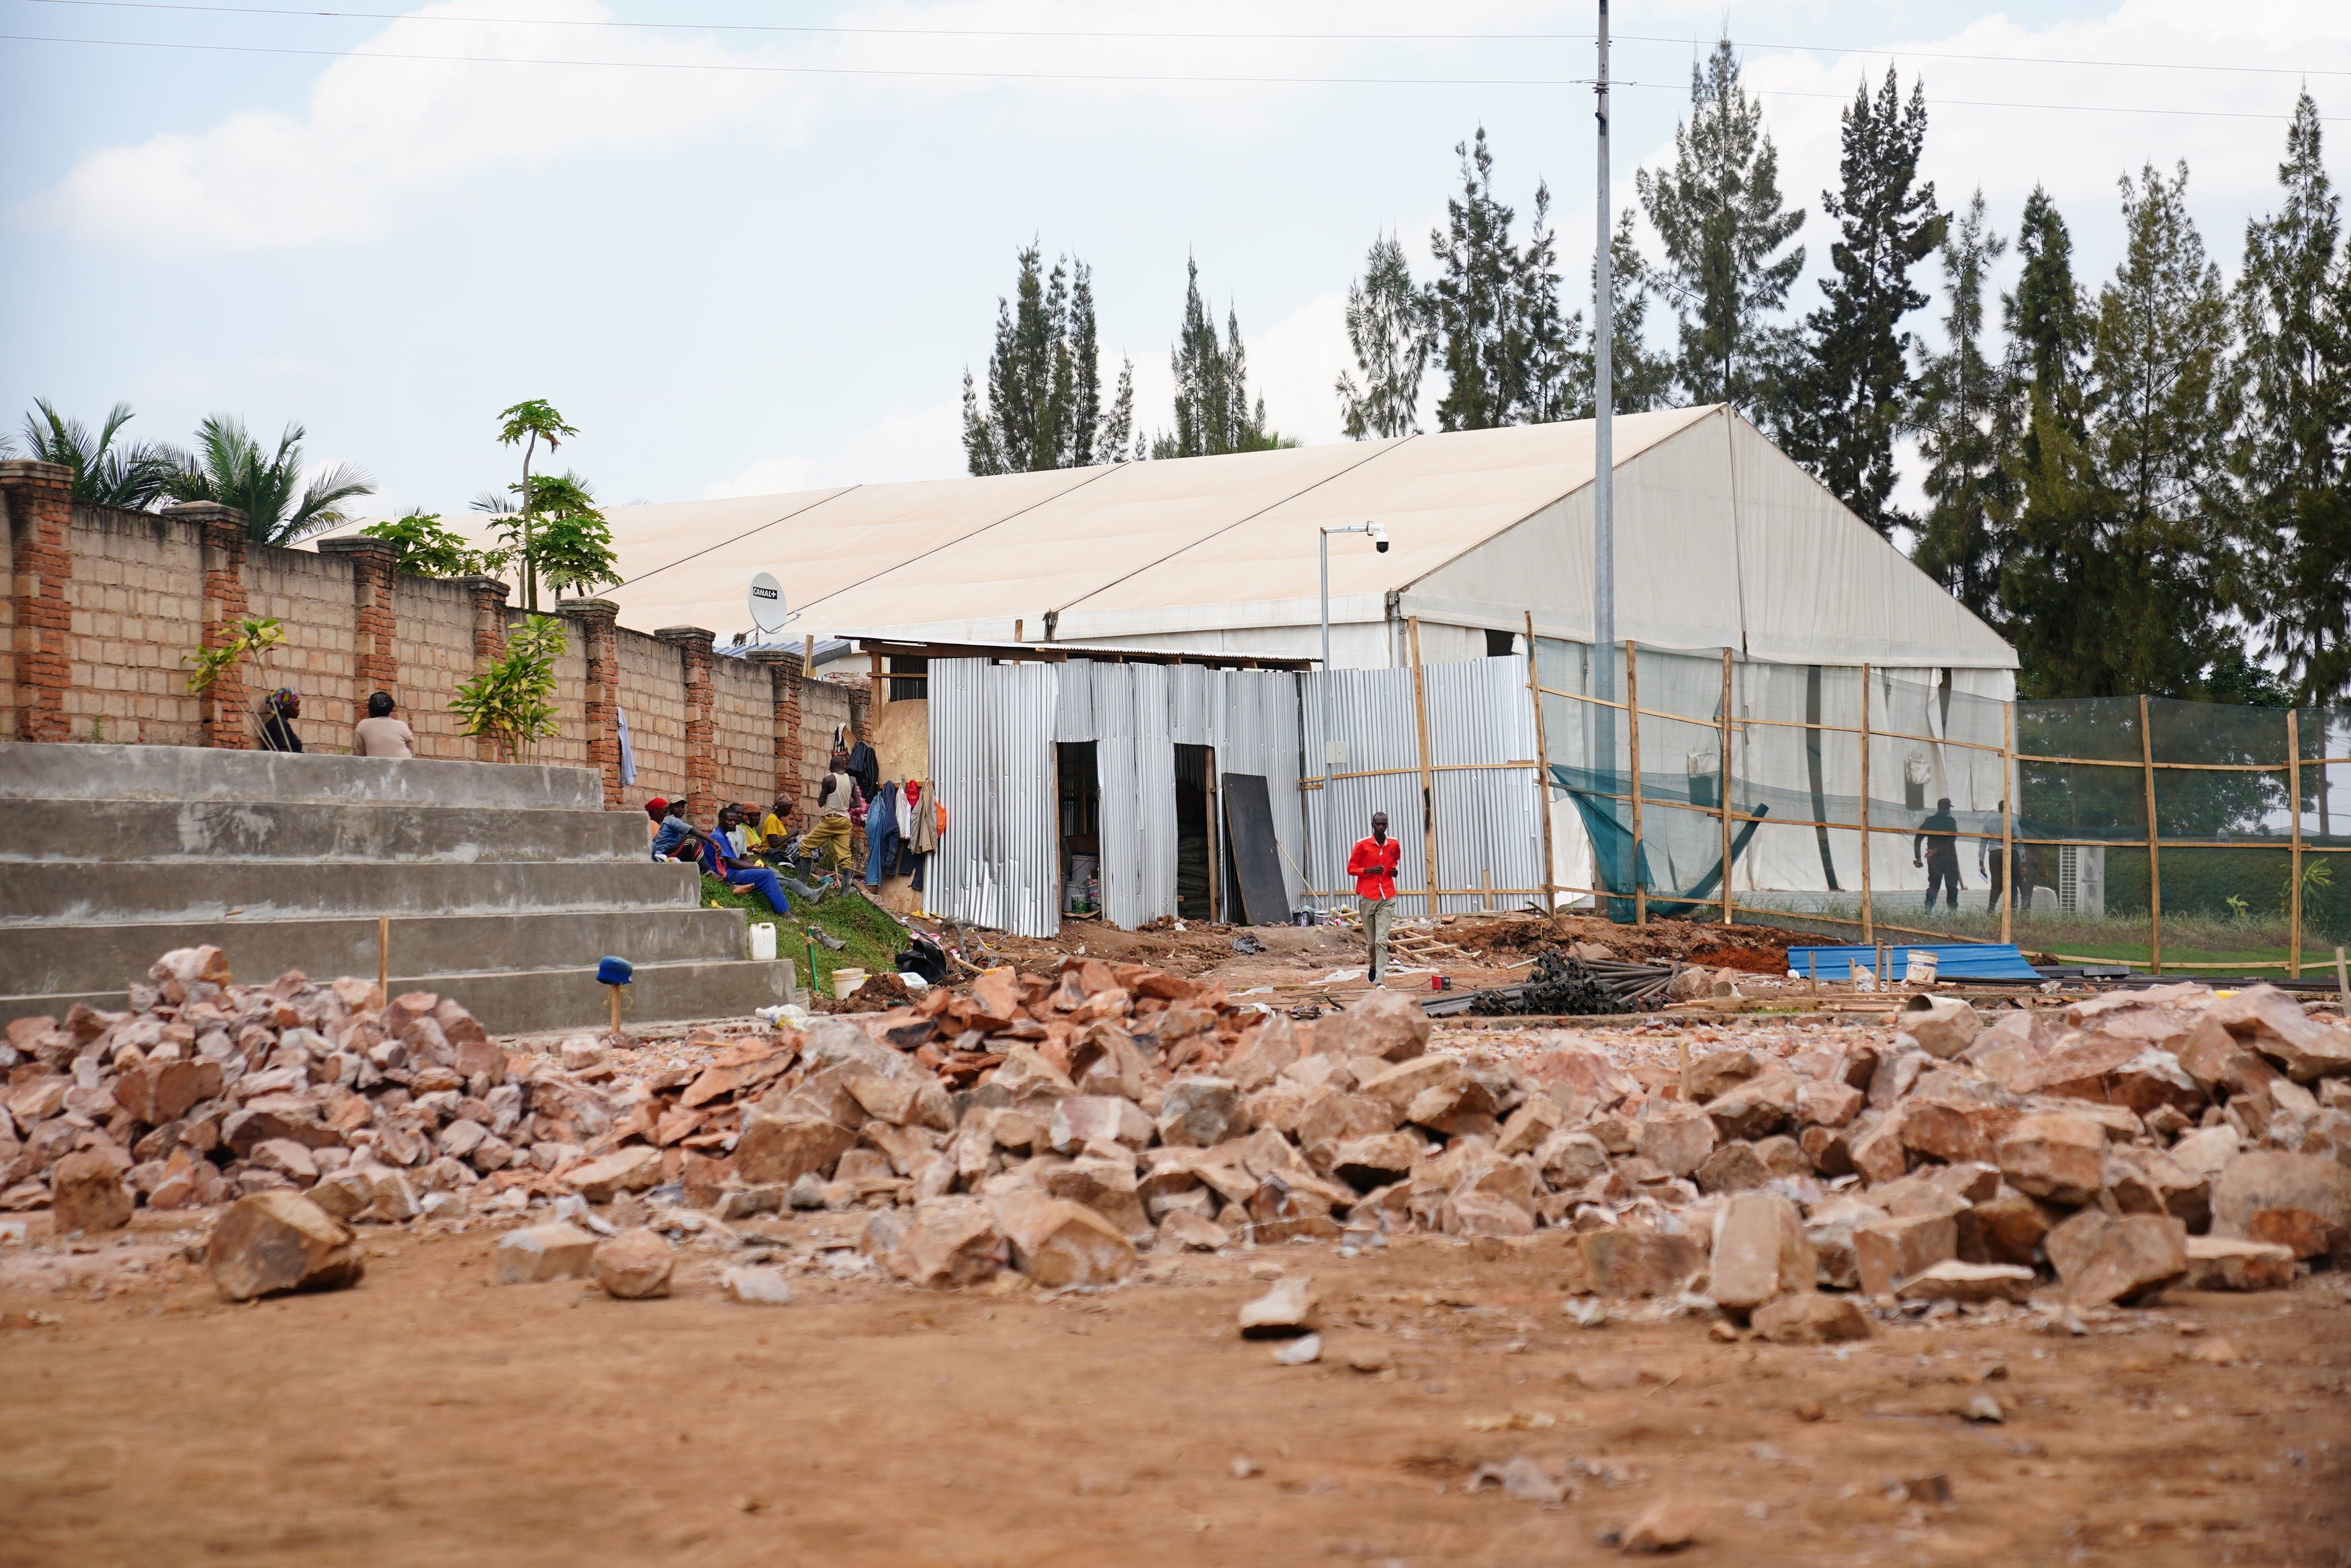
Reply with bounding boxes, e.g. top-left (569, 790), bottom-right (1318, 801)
top-left (0, 741), bottom-right (605, 809)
